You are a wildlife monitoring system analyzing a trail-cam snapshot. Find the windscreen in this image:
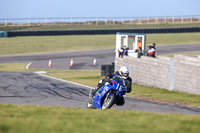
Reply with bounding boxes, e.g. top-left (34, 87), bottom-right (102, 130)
top-left (114, 76), bottom-right (125, 86)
